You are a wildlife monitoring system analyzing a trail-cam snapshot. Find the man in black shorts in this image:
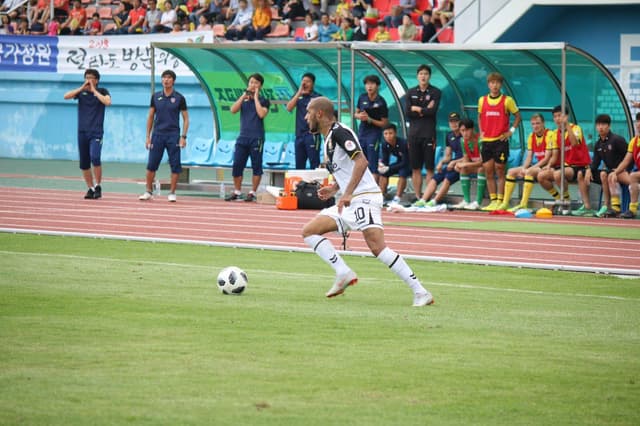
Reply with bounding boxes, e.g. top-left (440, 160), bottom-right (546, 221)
top-left (405, 64), bottom-right (441, 199)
